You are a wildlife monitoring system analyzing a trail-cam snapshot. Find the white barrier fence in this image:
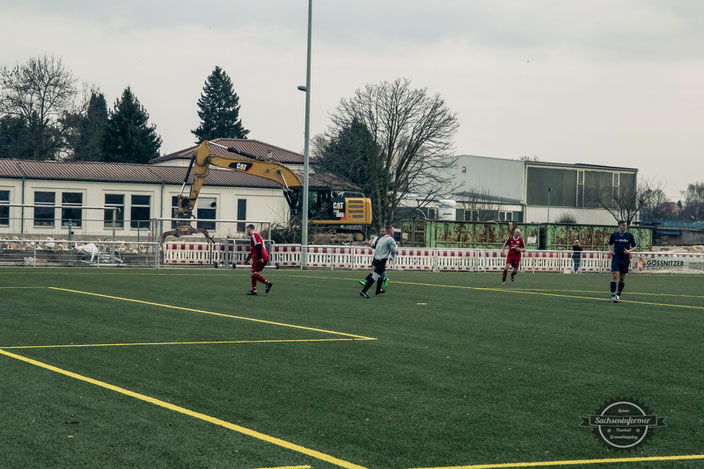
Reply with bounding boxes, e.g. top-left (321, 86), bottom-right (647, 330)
top-left (161, 243), bottom-right (704, 274)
